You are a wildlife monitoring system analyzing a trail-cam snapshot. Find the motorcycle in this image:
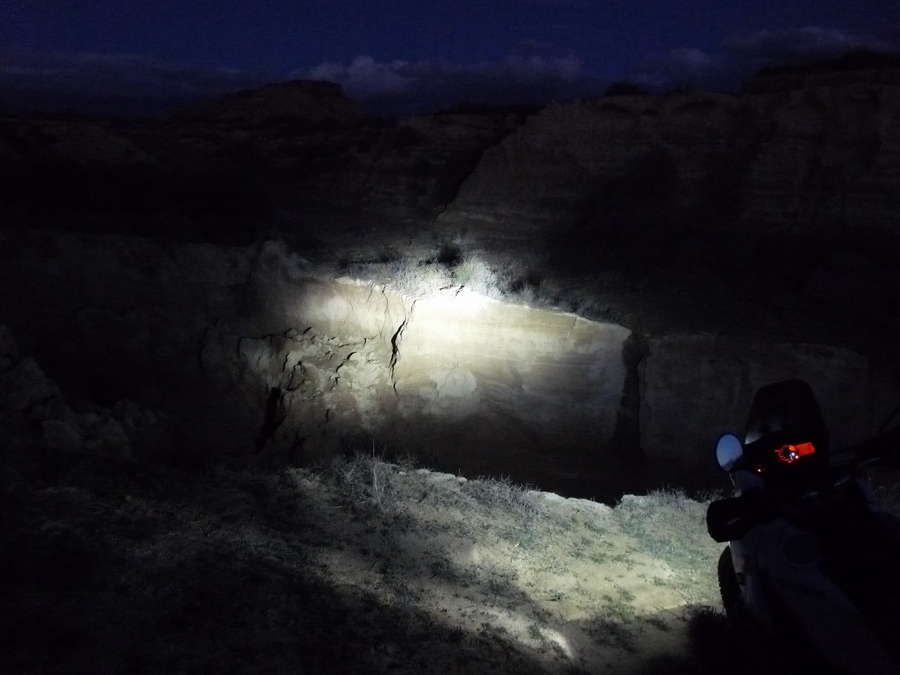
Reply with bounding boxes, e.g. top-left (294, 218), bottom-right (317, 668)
top-left (706, 378), bottom-right (900, 674)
